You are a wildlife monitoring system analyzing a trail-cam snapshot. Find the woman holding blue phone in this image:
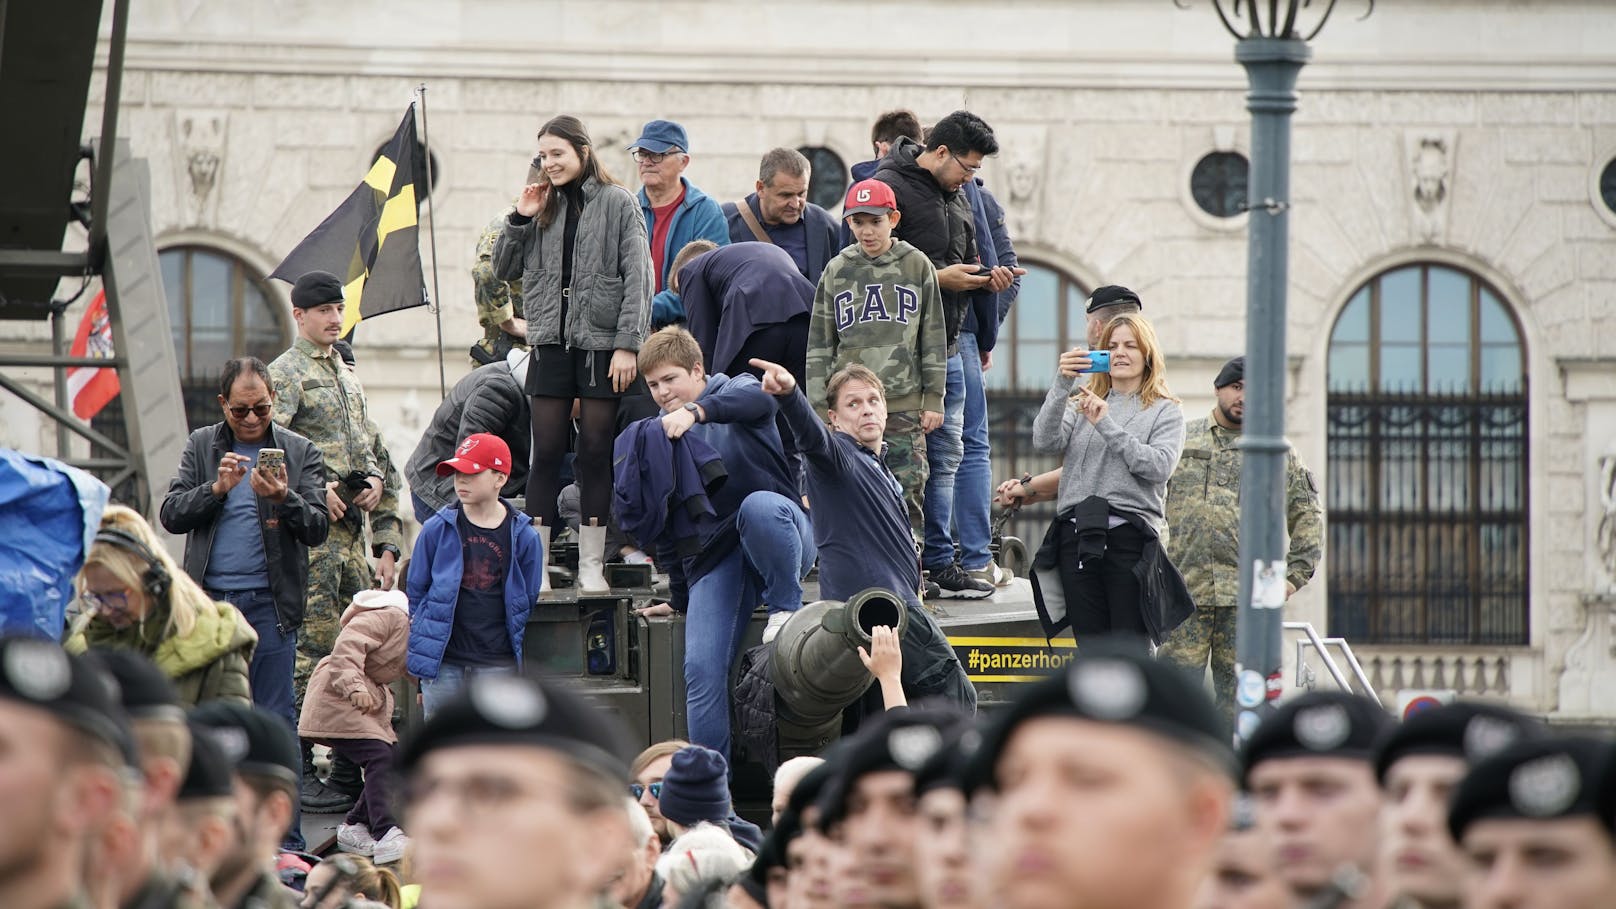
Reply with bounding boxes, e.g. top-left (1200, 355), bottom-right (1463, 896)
top-left (1023, 311), bottom-right (1192, 648)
